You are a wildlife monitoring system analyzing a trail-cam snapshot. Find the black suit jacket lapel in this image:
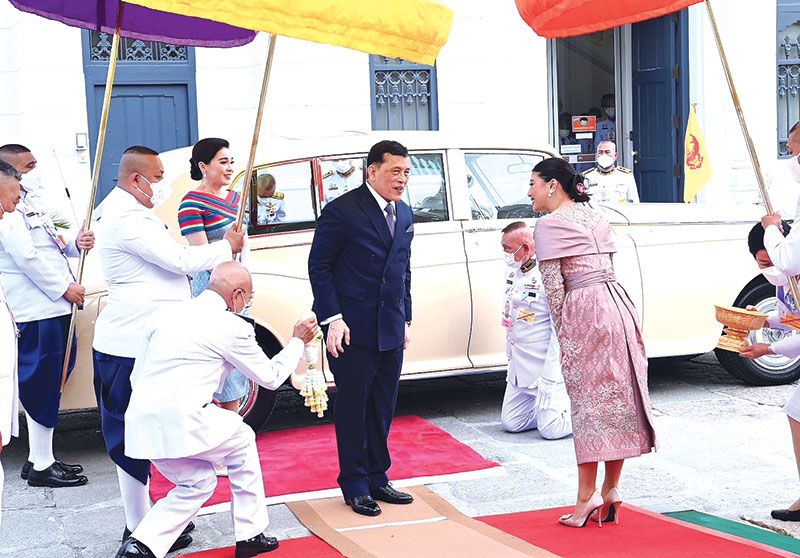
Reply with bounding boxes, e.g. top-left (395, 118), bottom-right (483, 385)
top-left (356, 184), bottom-right (393, 249)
